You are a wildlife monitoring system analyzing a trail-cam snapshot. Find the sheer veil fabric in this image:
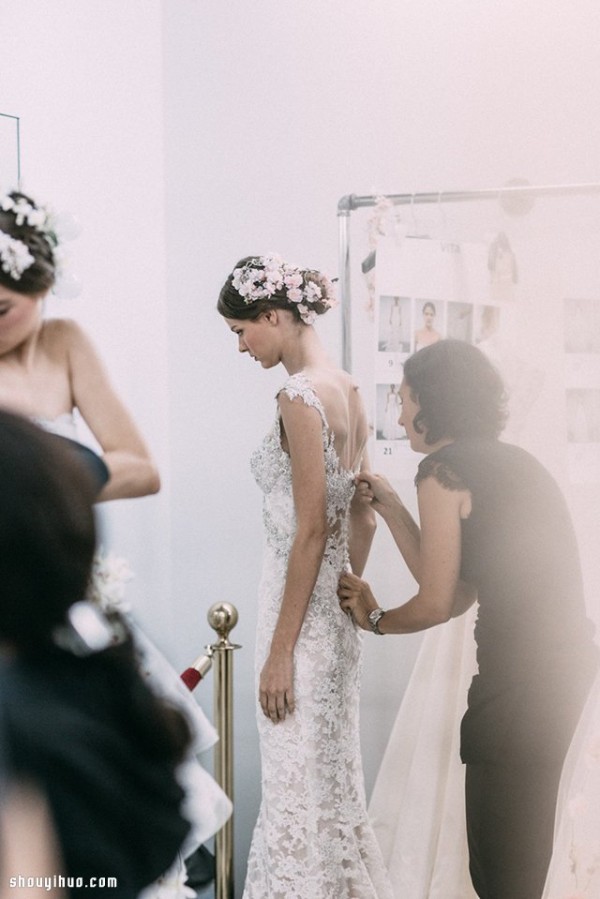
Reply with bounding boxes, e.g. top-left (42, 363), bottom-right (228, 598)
top-left (369, 604), bottom-right (600, 899)
top-left (369, 609), bottom-right (478, 899)
top-left (541, 670), bottom-right (600, 898)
